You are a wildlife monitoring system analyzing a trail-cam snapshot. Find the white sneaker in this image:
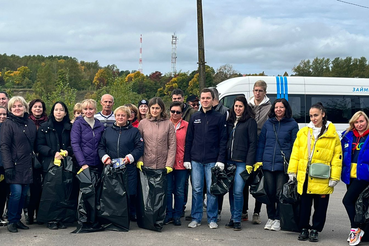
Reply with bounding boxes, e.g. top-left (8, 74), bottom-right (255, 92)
top-left (264, 219), bottom-right (274, 230)
top-left (348, 230), bottom-right (354, 242)
top-left (208, 222), bottom-right (218, 229)
top-left (271, 219), bottom-right (281, 231)
top-left (349, 228), bottom-right (365, 246)
top-left (188, 221), bottom-right (201, 228)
